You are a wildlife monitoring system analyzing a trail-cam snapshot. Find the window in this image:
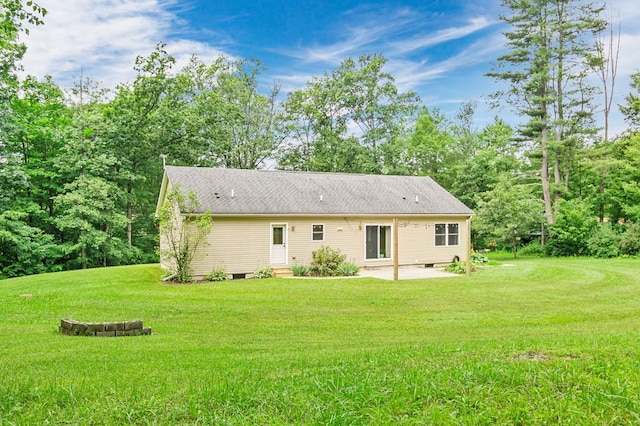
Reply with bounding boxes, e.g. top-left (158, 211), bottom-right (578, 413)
top-left (273, 226), bottom-right (284, 245)
top-left (435, 223), bottom-right (459, 246)
top-left (312, 224), bottom-right (324, 241)
top-left (366, 225), bottom-right (391, 259)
